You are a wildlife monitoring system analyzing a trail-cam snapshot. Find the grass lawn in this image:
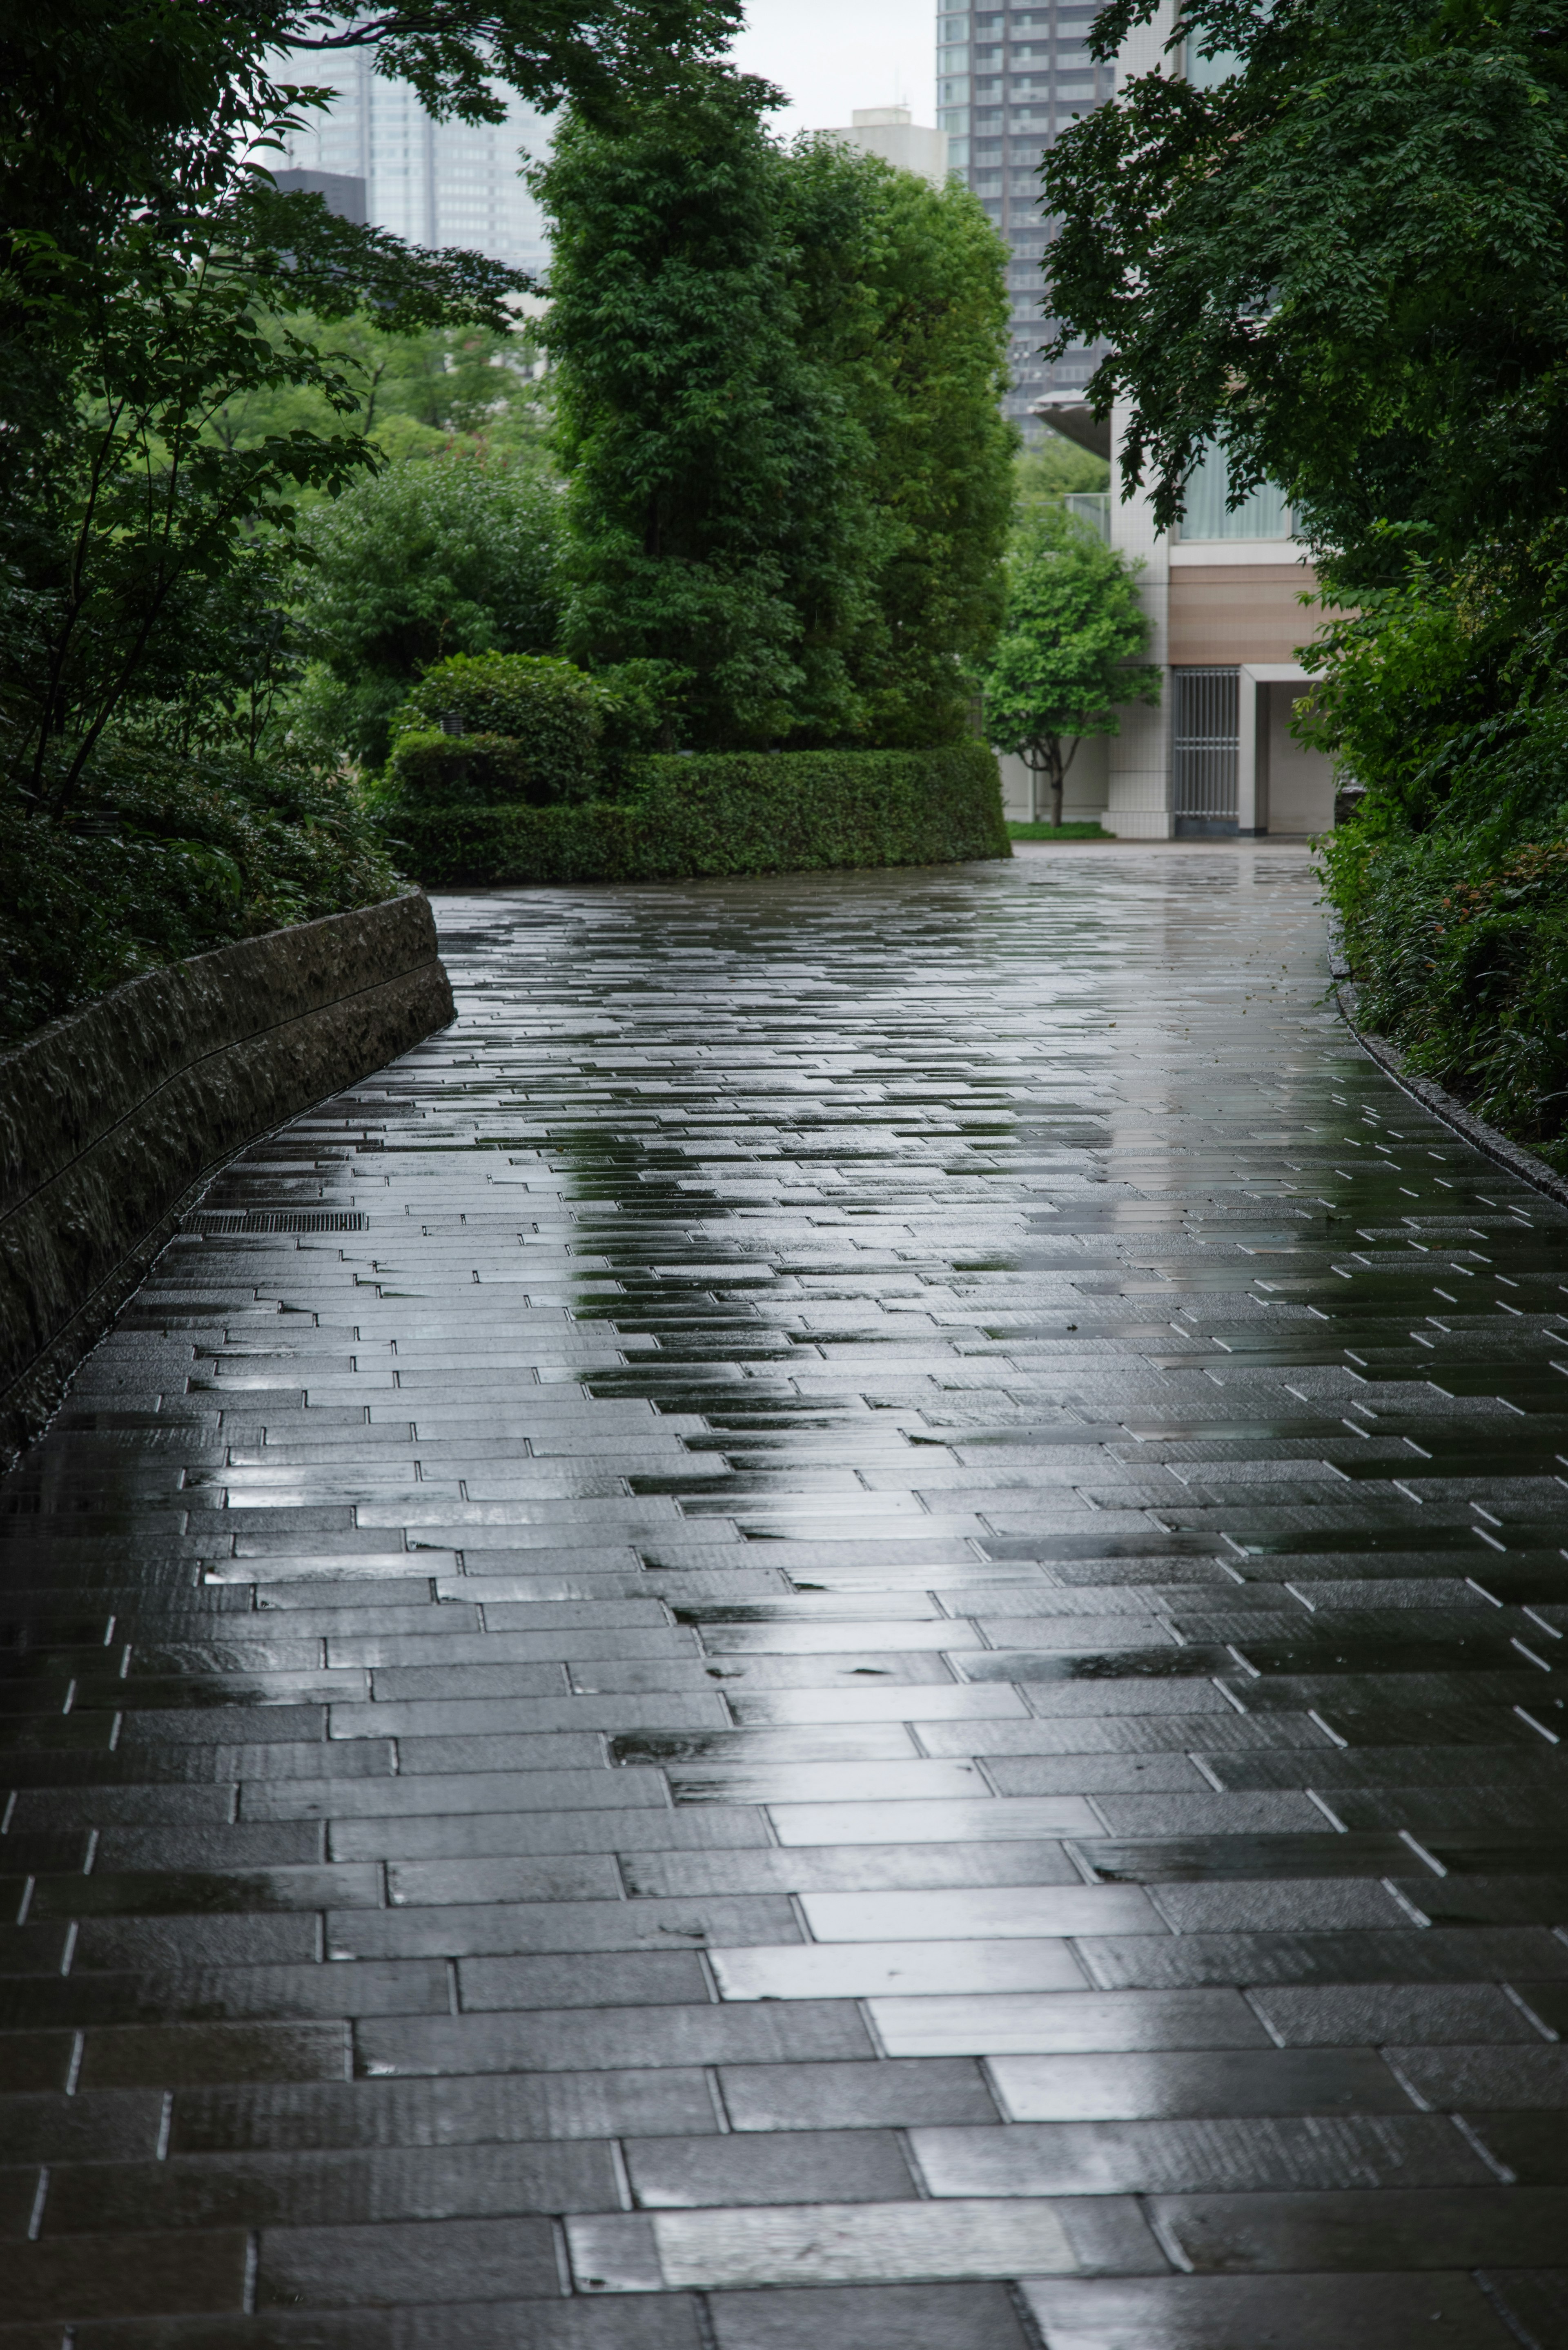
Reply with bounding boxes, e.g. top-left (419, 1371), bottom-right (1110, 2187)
top-left (1007, 820), bottom-right (1116, 841)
